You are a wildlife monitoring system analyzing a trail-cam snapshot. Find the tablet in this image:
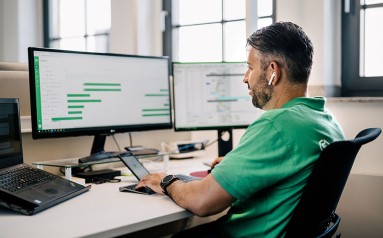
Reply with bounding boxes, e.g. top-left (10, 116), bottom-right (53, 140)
top-left (118, 152), bottom-right (150, 180)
